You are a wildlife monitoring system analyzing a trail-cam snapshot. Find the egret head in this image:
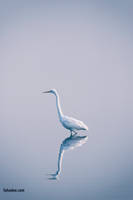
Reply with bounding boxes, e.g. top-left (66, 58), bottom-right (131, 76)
top-left (43, 89), bottom-right (57, 95)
